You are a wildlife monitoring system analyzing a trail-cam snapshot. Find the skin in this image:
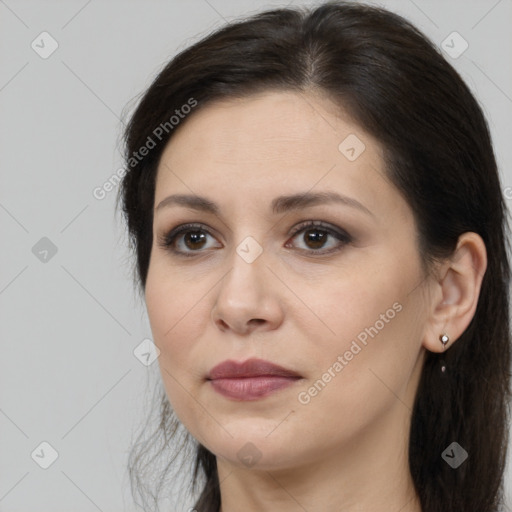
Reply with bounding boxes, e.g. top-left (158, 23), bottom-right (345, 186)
top-left (145, 90), bottom-right (487, 512)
